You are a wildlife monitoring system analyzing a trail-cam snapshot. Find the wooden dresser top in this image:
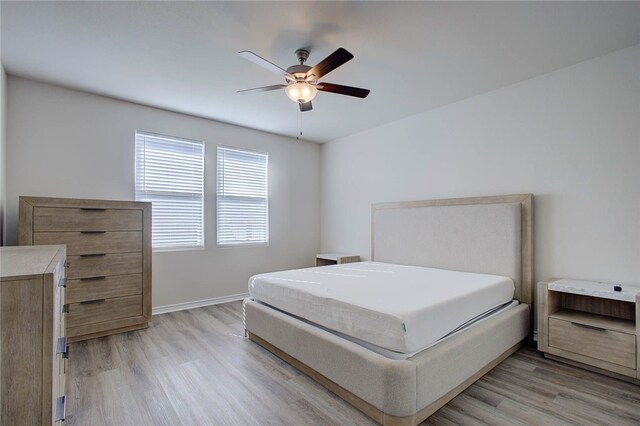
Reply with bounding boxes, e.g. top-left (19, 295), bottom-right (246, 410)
top-left (0, 245), bottom-right (66, 281)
